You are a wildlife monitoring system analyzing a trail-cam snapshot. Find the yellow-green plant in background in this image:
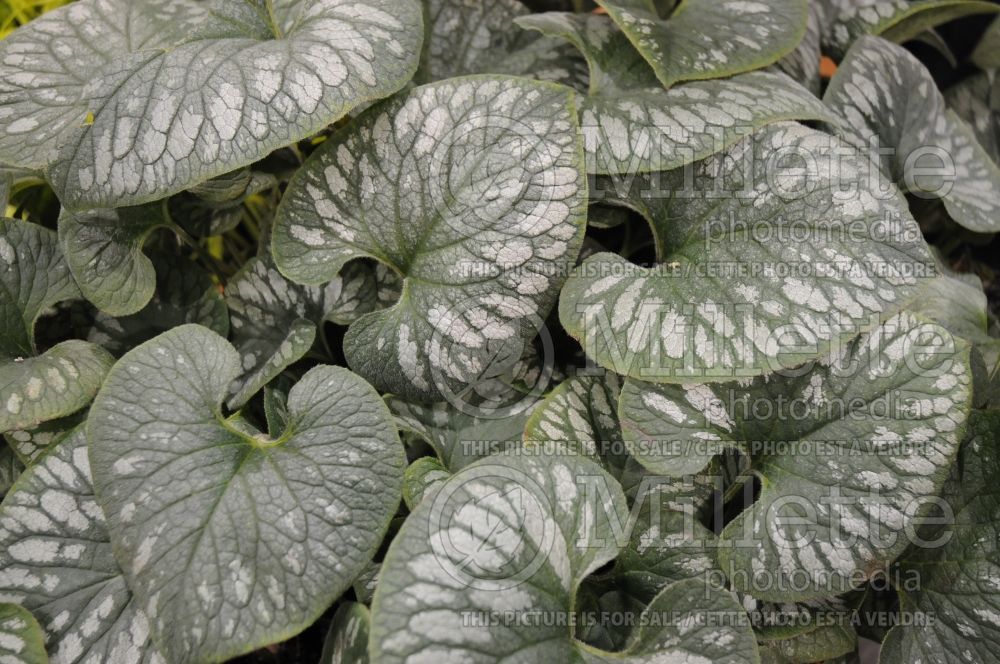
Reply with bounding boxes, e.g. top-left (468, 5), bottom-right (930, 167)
top-left (0, 0), bottom-right (72, 38)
